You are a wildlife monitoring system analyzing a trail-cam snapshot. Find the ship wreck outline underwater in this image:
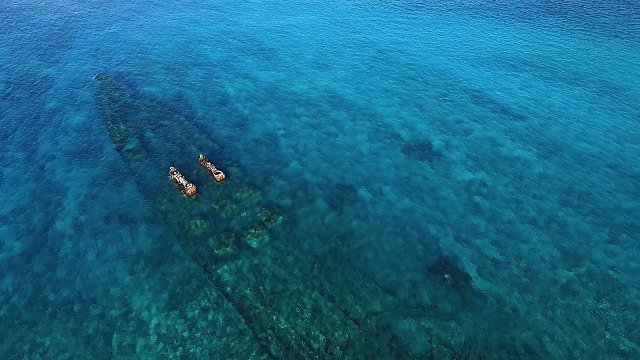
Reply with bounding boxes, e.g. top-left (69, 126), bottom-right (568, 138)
top-left (95, 73), bottom-right (478, 359)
